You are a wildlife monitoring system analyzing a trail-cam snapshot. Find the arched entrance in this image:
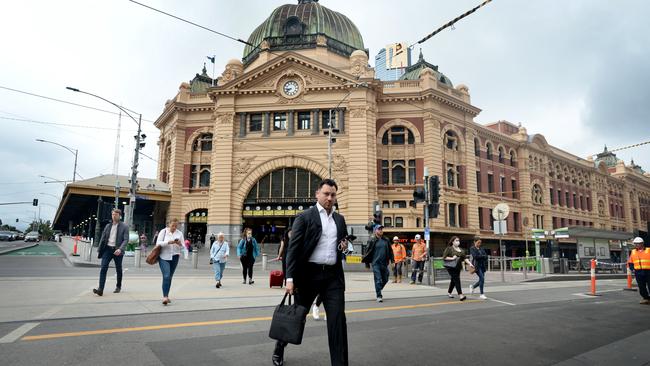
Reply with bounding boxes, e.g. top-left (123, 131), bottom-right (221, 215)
top-left (242, 167), bottom-right (322, 244)
top-left (186, 209), bottom-right (208, 244)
